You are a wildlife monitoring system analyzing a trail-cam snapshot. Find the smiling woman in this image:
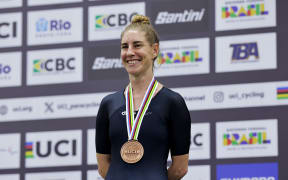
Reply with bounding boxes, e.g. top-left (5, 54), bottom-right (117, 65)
top-left (120, 30), bottom-right (156, 77)
top-left (95, 15), bottom-right (191, 180)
